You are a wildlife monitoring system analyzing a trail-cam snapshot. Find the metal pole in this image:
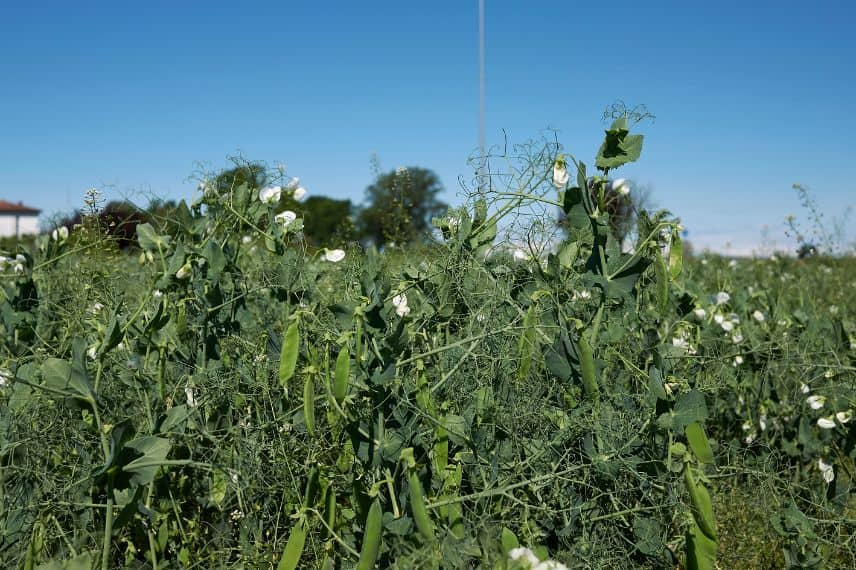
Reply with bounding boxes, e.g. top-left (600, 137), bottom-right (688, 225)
top-left (478, 0), bottom-right (486, 189)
